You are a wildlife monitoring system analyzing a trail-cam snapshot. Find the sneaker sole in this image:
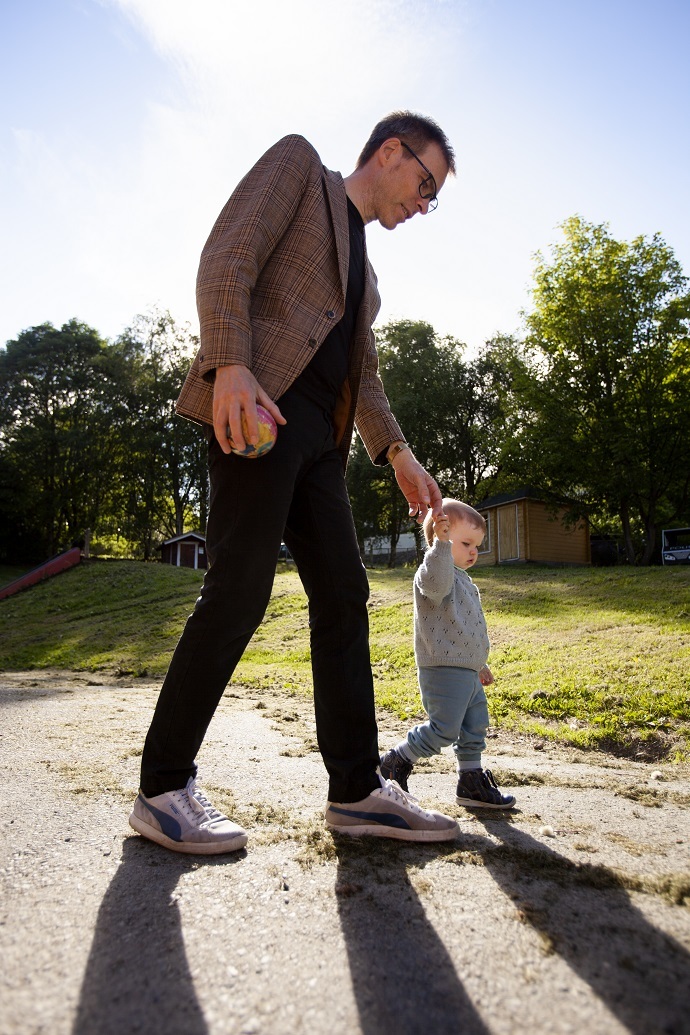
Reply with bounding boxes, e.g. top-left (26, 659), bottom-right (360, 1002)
top-left (128, 812), bottom-right (248, 854)
top-left (325, 820), bottom-right (458, 842)
top-left (455, 795), bottom-right (516, 810)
